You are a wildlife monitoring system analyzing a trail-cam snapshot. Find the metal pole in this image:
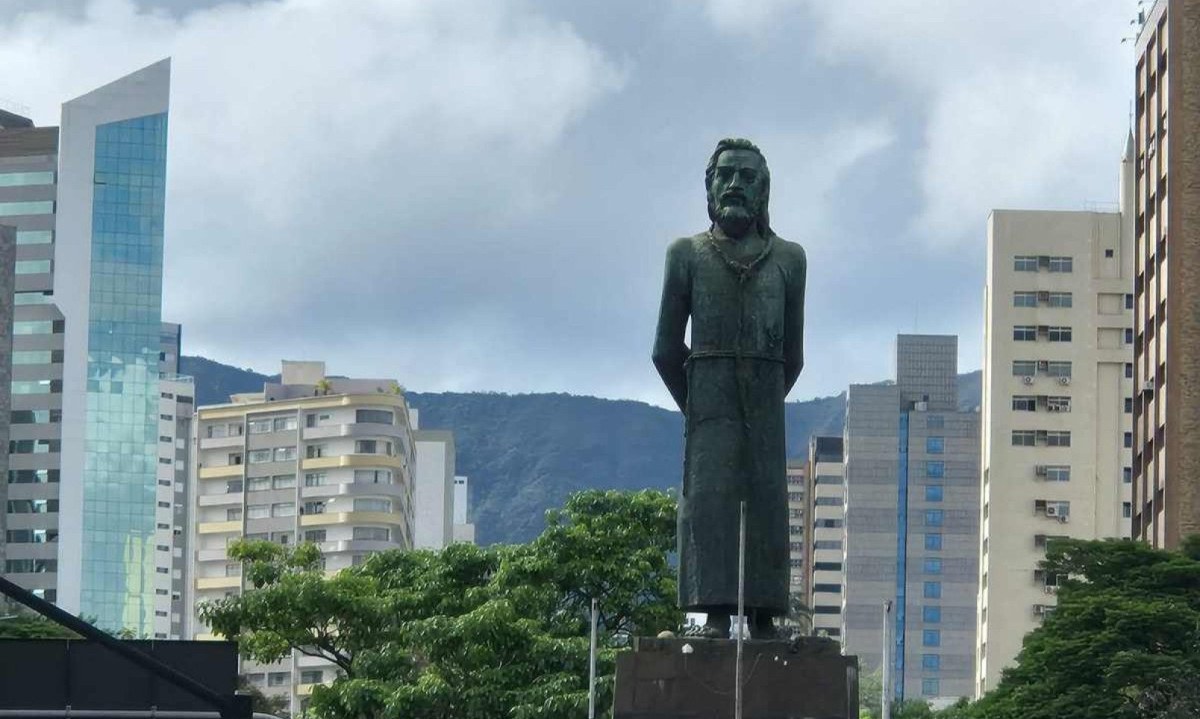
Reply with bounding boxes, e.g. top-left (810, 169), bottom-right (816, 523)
top-left (735, 501), bottom-right (747, 719)
top-left (881, 600), bottom-right (892, 719)
top-left (588, 597), bottom-right (599, 719)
